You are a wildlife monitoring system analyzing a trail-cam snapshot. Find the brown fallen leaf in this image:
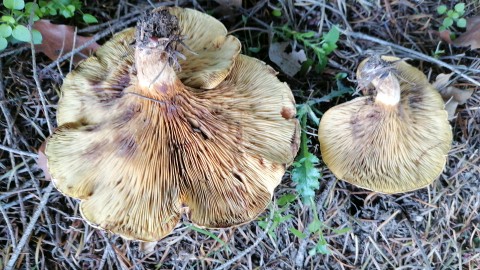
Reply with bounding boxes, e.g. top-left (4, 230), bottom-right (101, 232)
top-left (269, 42), bottom-right (307, 77)
top-left (437, 29), bottom-right (453, 44)
top-left (33, 20), bottom-right (100, 65)
top-left (432, 72), bottom-right (454, 90)
top-left (453, 15), bottom-right (480, 49)
top-left (433, 73), bottom-right (474, 119)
